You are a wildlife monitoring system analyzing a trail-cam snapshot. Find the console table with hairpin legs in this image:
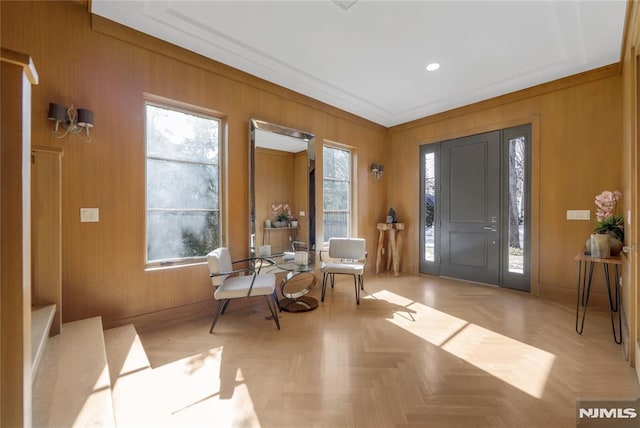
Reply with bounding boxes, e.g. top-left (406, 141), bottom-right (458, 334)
top-left (575, 251), bottom-right (622, 344)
